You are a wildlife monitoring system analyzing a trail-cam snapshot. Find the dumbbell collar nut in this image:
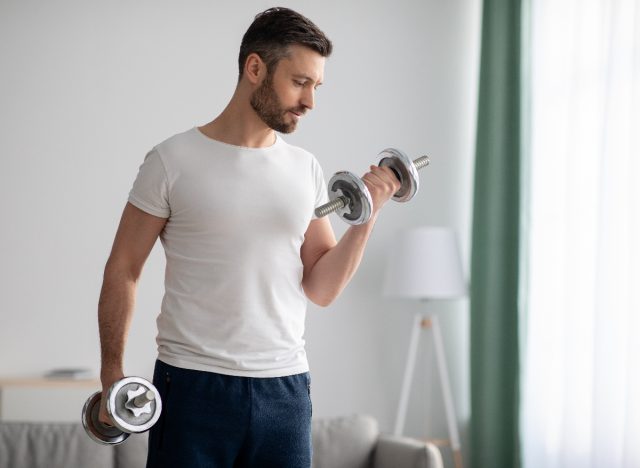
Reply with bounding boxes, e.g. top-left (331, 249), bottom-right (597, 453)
top-left (106, 376), bottom-right (162, 434)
